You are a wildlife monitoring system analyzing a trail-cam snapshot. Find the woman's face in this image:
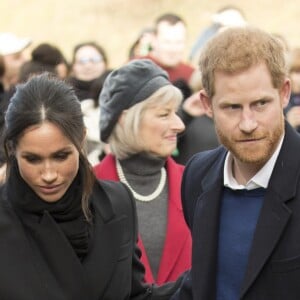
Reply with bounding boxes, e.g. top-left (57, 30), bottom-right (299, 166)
top-left (72, 45), bottom-right (106, 81)
top-left (139, 101), bottom-right (185, 157)
top-left (15, 121), bottom-right (80, 203)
